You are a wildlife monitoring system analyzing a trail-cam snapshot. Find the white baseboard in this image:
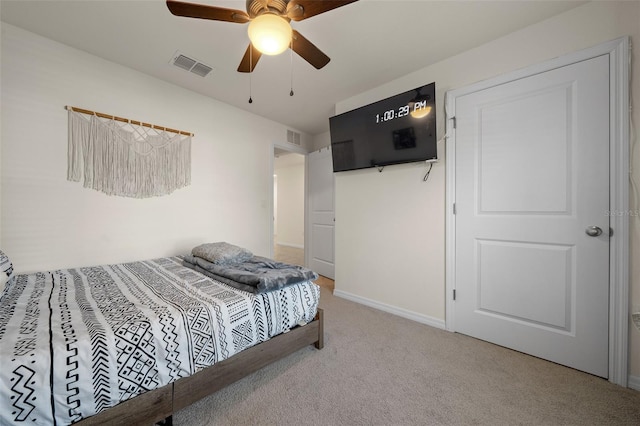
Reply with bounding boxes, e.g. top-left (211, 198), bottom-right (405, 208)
top-left (333, 290), bottom-right (446, 330)
top-left (628, 375), bottom-right (640, 391)
top-left (275, 242), bottom-right (304, 249)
